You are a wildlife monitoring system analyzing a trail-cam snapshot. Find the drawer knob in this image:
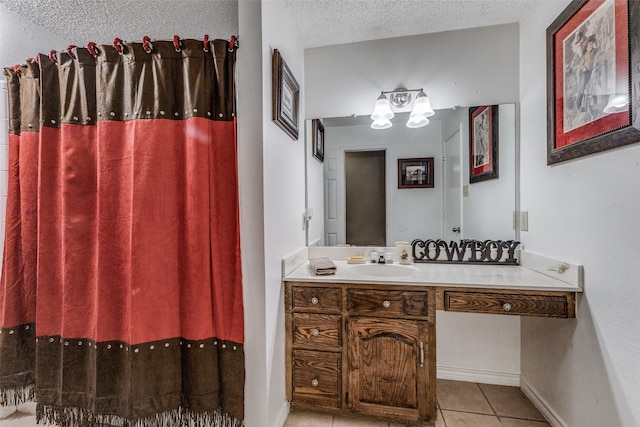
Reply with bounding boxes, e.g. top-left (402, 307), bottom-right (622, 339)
top-left (311, 378), bottom-right (319, 387)
top-left (312, 329), bottom-right (320, 336)
top-left (383, 300), bottom-right (391, 308)
top-left (503, 303), bottom-right (512, 312)
top-left (311, 297), bottom-right (319, 305)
